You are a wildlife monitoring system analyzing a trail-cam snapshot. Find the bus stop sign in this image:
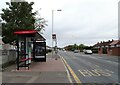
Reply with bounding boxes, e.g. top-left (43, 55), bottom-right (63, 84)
top-left (52, 34), bottom-right (56, 39)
